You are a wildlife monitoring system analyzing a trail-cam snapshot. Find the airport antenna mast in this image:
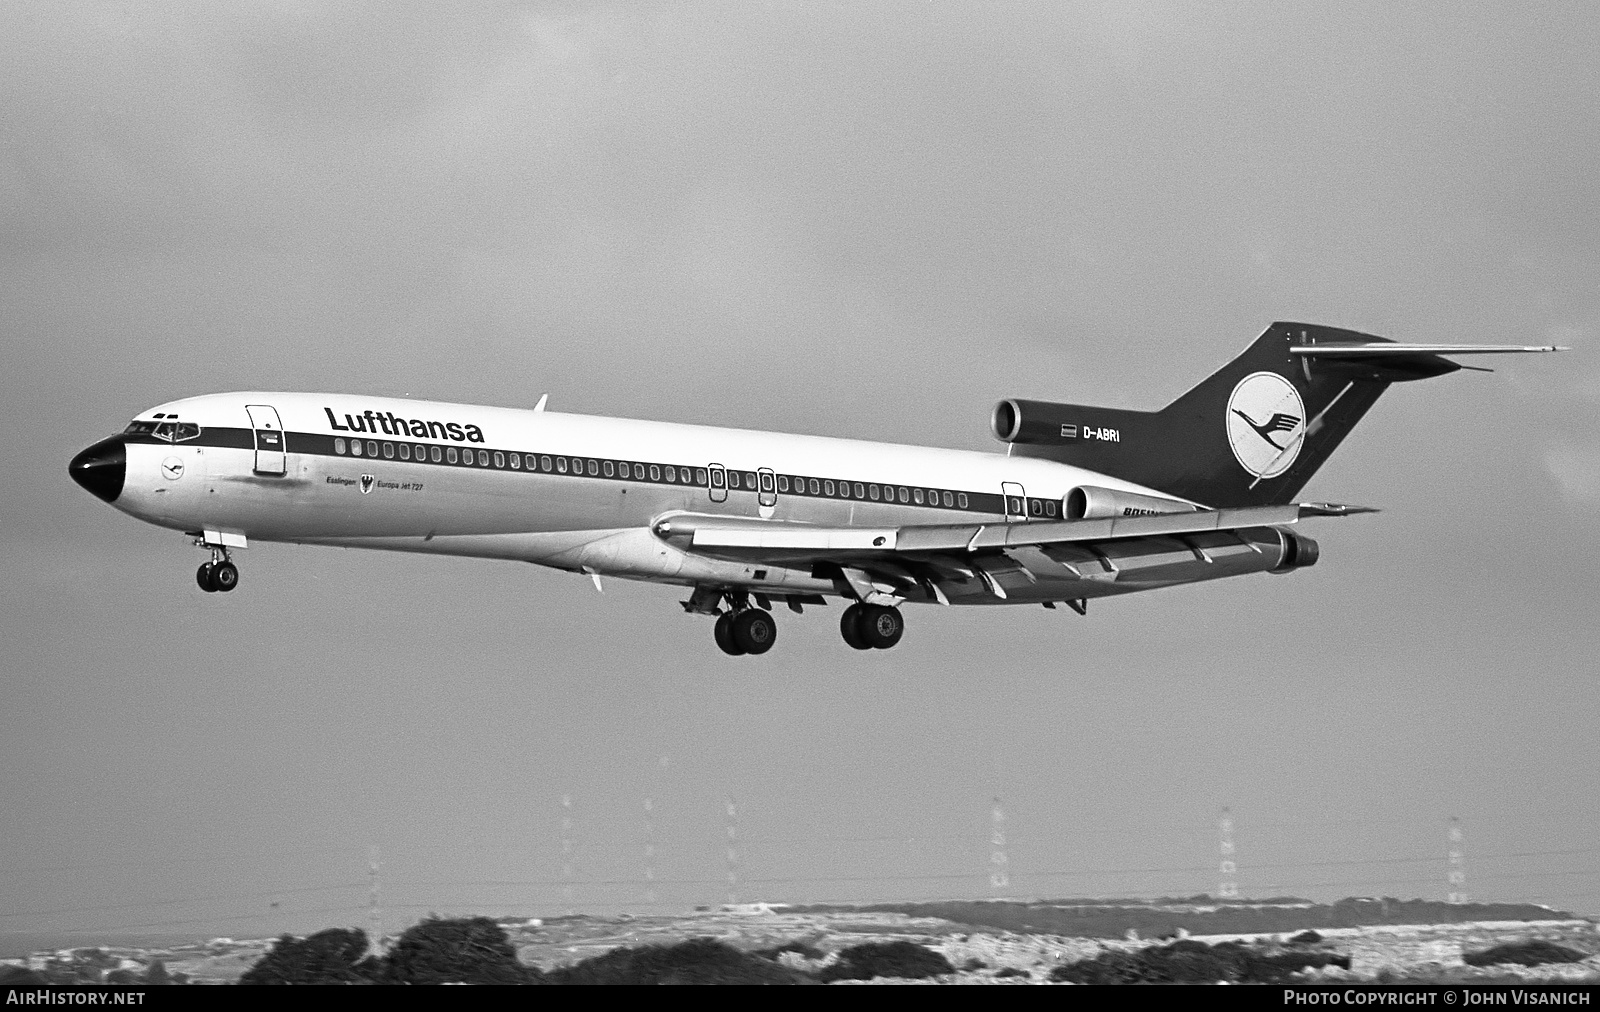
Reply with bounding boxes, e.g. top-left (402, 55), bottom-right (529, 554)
top-left (989, 797), bottom-right (1010, 894)
top-left (561, 794), bottom-right (575, 916)
top-left (1218, 808), bottom-right (1239, 900)
top-left (367, 846), bottom-right (383, 955)
top-left (643, 797), bottom-right (657, 907)
top-left (724, 797), bottom-right (739, 906)
top-left (1447, 816), bottom-right (1468, 904)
